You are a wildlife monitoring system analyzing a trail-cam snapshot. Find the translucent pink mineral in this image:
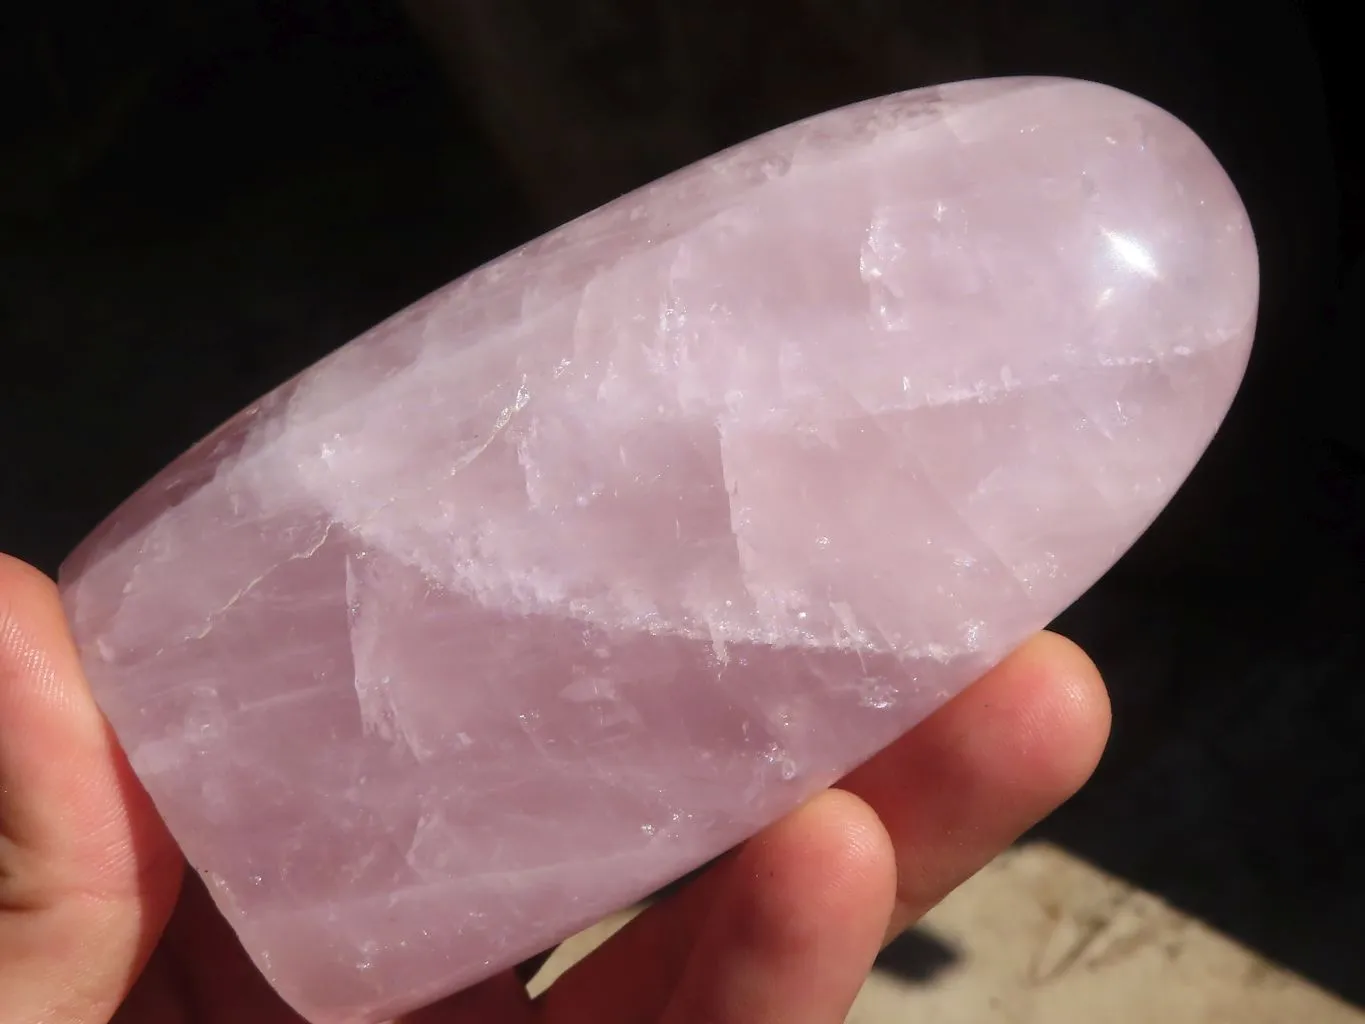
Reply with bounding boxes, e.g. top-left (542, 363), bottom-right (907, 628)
top-left (59, 76), bottom-right (1257, 1022)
